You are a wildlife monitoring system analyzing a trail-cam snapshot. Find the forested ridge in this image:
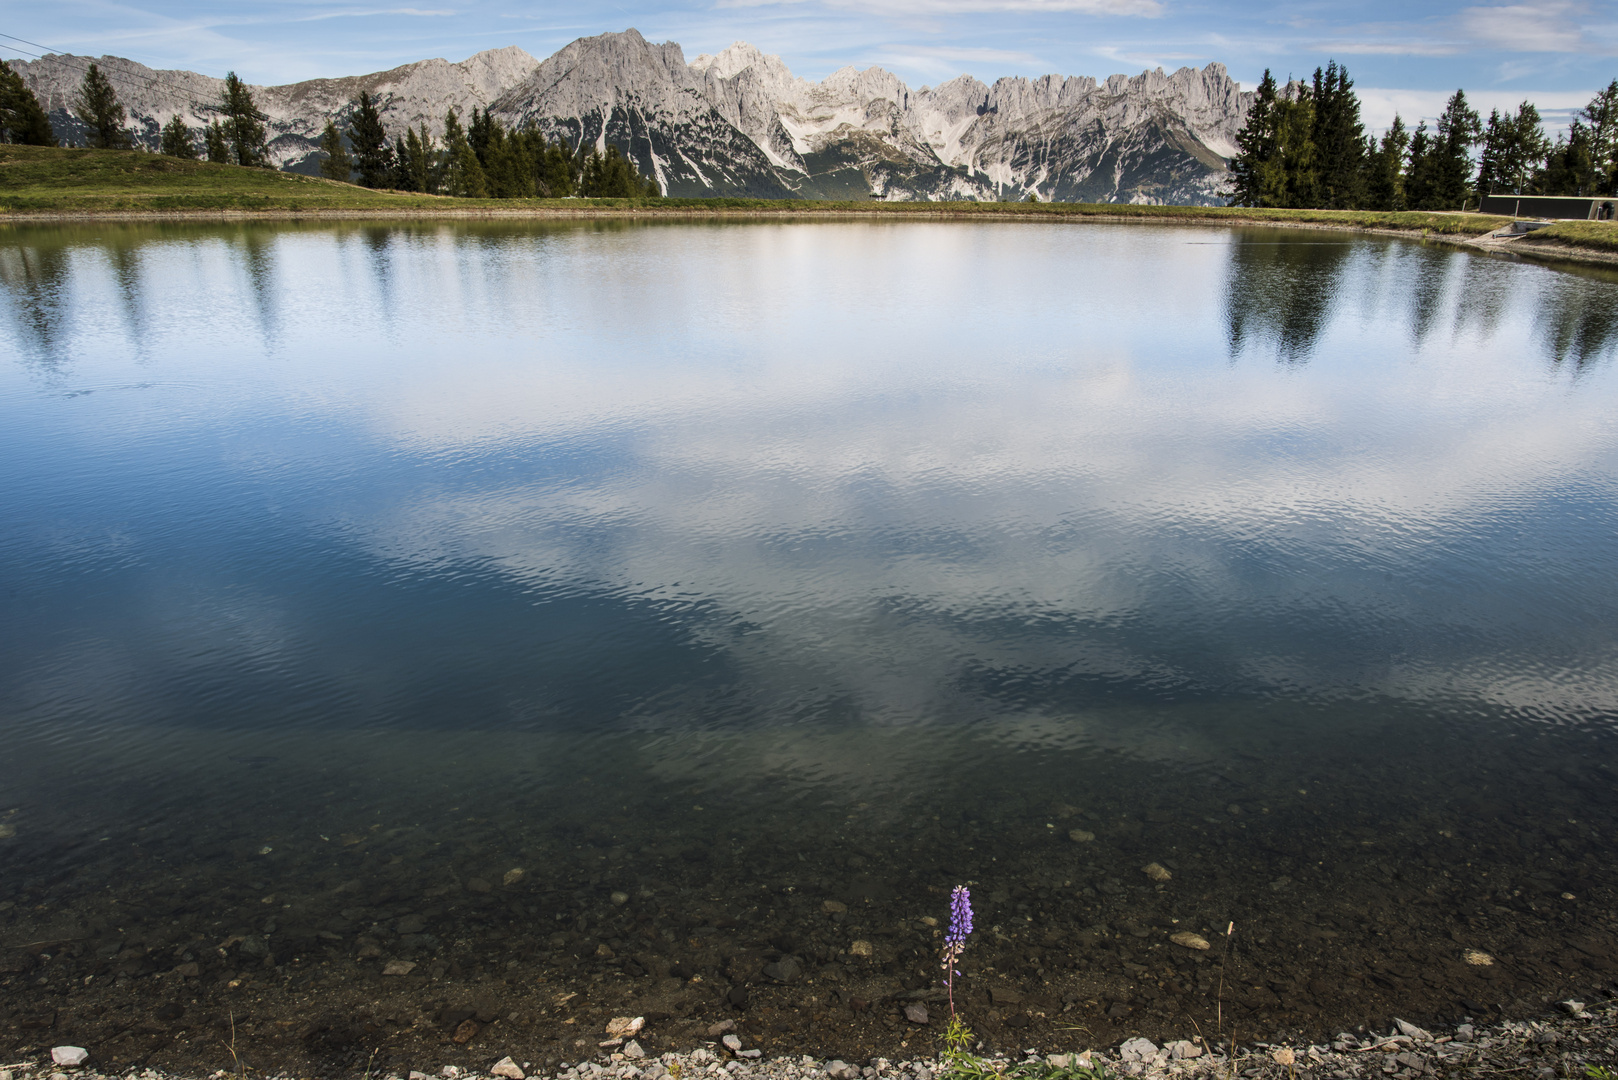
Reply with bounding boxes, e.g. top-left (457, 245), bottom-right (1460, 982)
top-left (1228, 62), bottom-right (1618, 211)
